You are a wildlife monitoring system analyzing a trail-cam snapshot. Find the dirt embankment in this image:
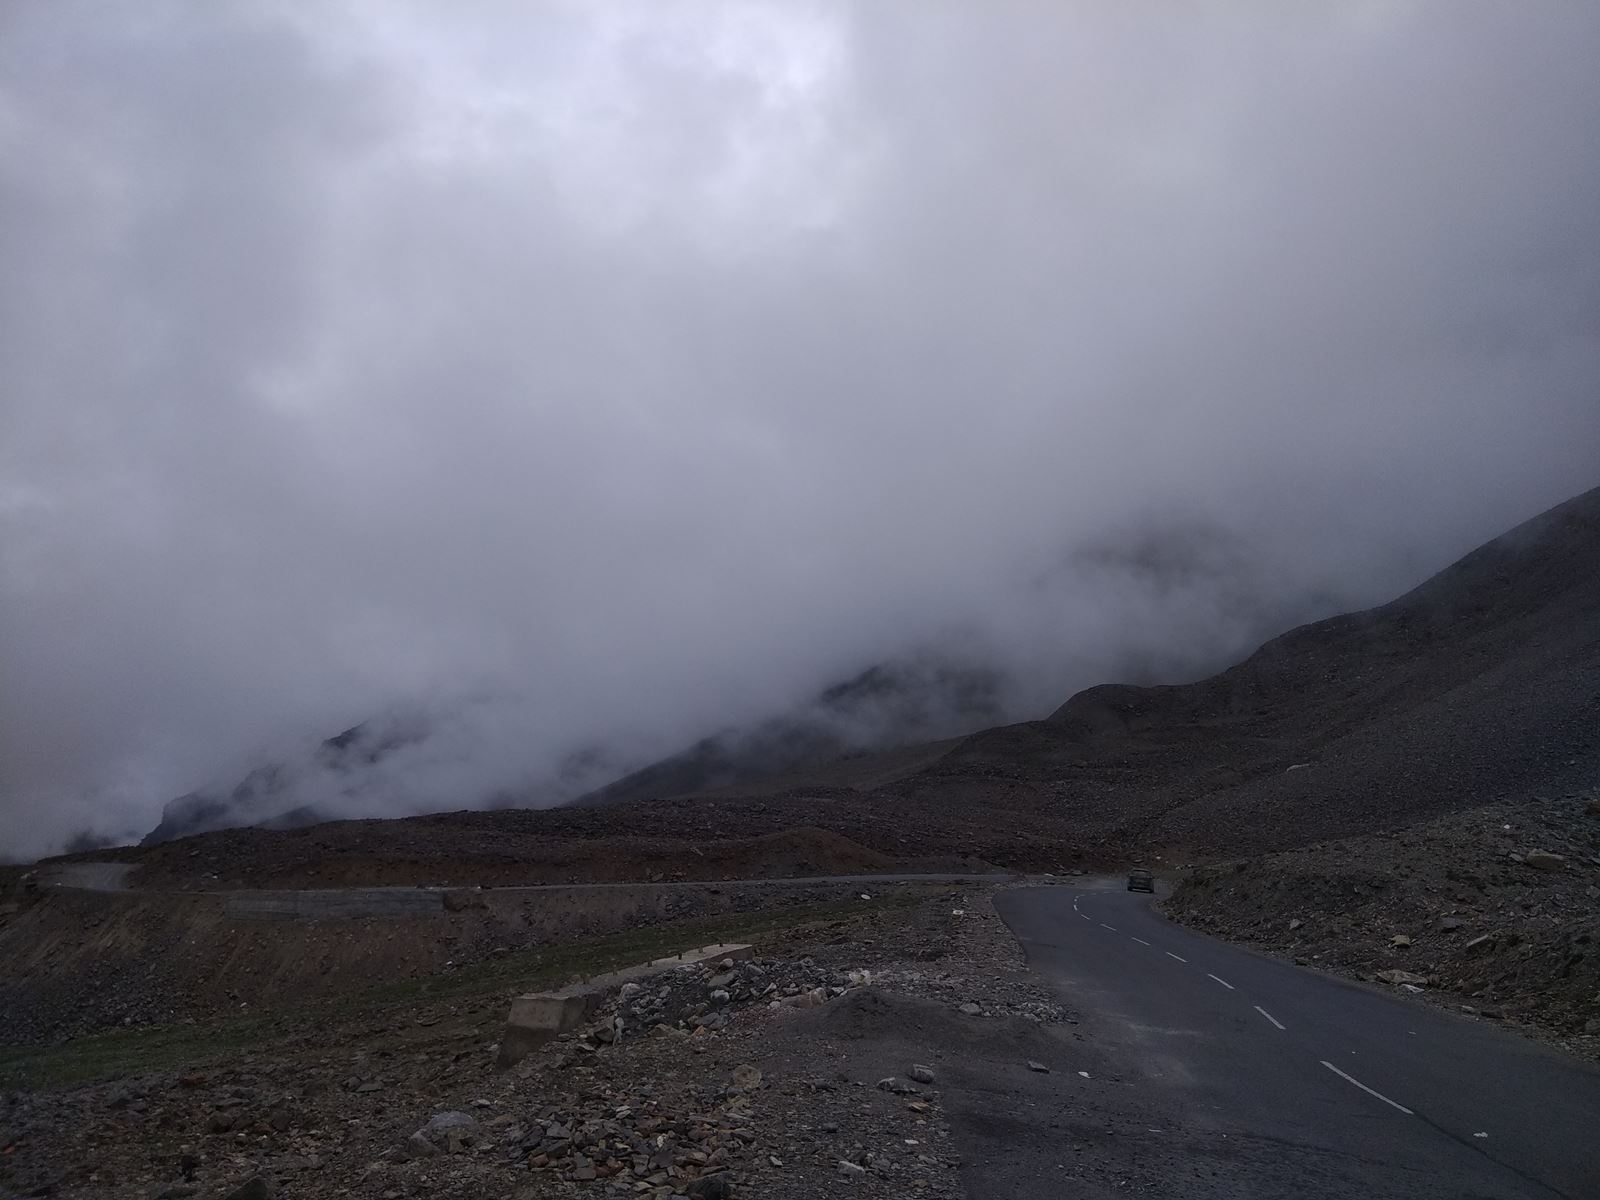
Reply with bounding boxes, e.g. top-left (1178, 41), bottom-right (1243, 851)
top-left (1165, 790), bottom-right (1600, 1055)
top-left (0, 878), bottom-right (932, 1046)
